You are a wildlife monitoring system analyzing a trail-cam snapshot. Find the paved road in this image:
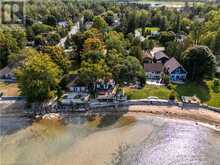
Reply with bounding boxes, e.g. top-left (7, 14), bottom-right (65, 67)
top-left (57, 17), bottom-right (83, 48)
